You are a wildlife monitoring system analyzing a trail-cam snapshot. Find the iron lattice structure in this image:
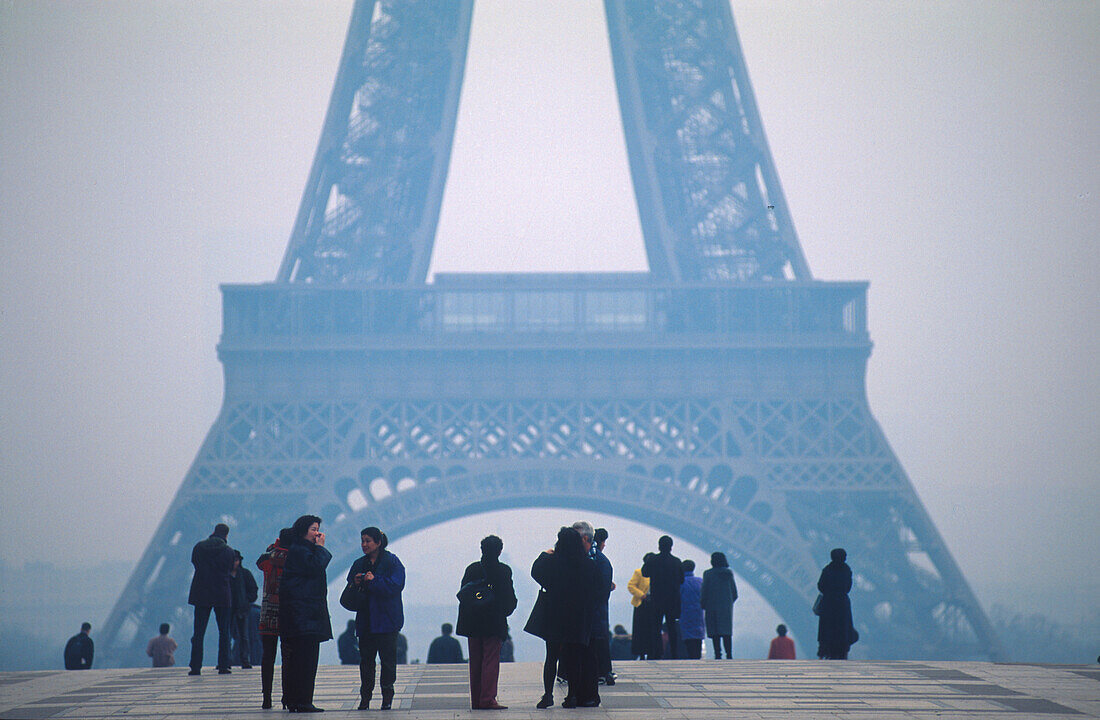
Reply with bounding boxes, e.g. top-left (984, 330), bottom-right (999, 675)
top-left (101, 0), bottom-right (1004, 664)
